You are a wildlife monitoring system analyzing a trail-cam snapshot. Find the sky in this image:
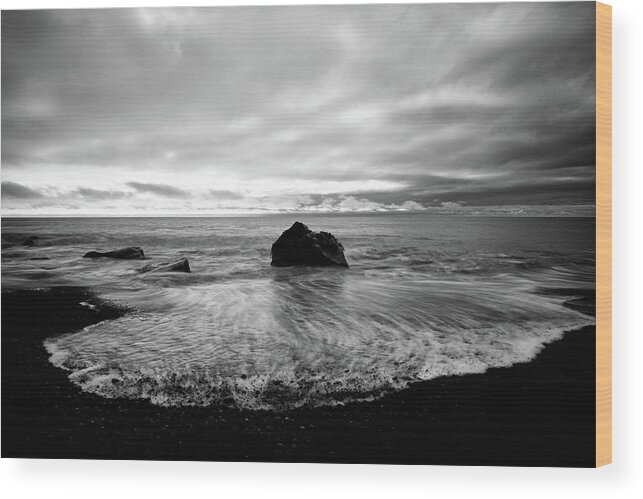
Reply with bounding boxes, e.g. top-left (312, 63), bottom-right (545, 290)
top-left (1, 3), bottom-right (596, 216)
